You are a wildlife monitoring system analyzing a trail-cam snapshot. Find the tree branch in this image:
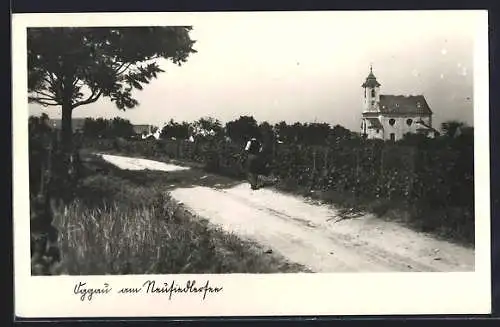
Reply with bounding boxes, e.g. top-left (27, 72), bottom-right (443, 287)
top-left (47, 72), bottom-right (58, 86)
top-left (34, 90), bottom-right (57, 100)
top-left (72, 77), bottom-right (80, 88)
top-left (113, 61), bottom-right (127, 73)
top-left (42, 77), bottom-right (54, 88)
top-left (32, 95), bottom-right (60, 102)
top-left (28, 96), bottom-right (60, 106)
top-left (144, 54), bottom-right (163, 62)
top-left (71, 90), bottom-right (103, 109)
top-left (116, 62), bottom-right (133, 75)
